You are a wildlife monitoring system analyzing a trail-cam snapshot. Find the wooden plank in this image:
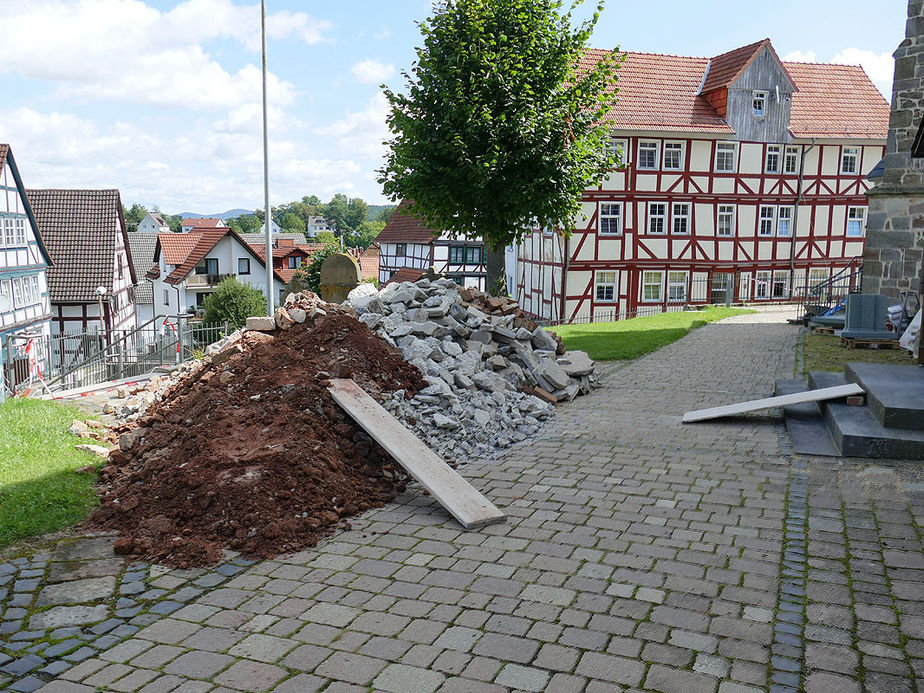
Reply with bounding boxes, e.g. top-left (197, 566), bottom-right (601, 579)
top-left (327, 379), bottom-right (506, 529)
top-left (682, 383), bottom-right (865, 423)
